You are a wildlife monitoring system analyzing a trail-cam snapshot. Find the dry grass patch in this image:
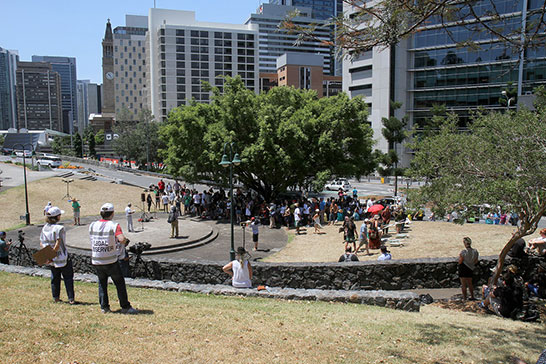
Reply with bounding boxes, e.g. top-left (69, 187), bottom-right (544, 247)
top-left (264, 221), bottom-right (530, 263)
top-left (1, 272), bottom-right (545, 364)
top-left (0, 177), bottom-right (145, 230)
